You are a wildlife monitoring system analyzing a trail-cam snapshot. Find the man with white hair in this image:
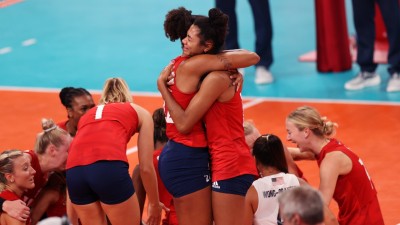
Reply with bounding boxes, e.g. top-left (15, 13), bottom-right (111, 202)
top-left (278, 186), bottom-right (325, 225)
